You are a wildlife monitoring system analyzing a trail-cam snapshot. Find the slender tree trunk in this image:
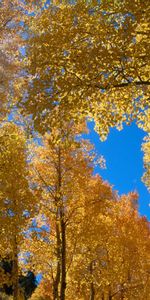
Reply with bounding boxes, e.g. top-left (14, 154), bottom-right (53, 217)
top-left (60, 217), bottom-right (66, 300)
top-left (89, 262), bottom-right (95, 300)
top-left (12, 235), bottom-right (19, 300)
top-left (101, 292), bottom-right (104, 300)
top-left (53, 220), bottom-right (61, 300)
top-left (90, 281), bottom-right (95, 300)
top-left (108, 285), bottom-right (112, 300)
top-left (54, 146), bottom-right (66, 300)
